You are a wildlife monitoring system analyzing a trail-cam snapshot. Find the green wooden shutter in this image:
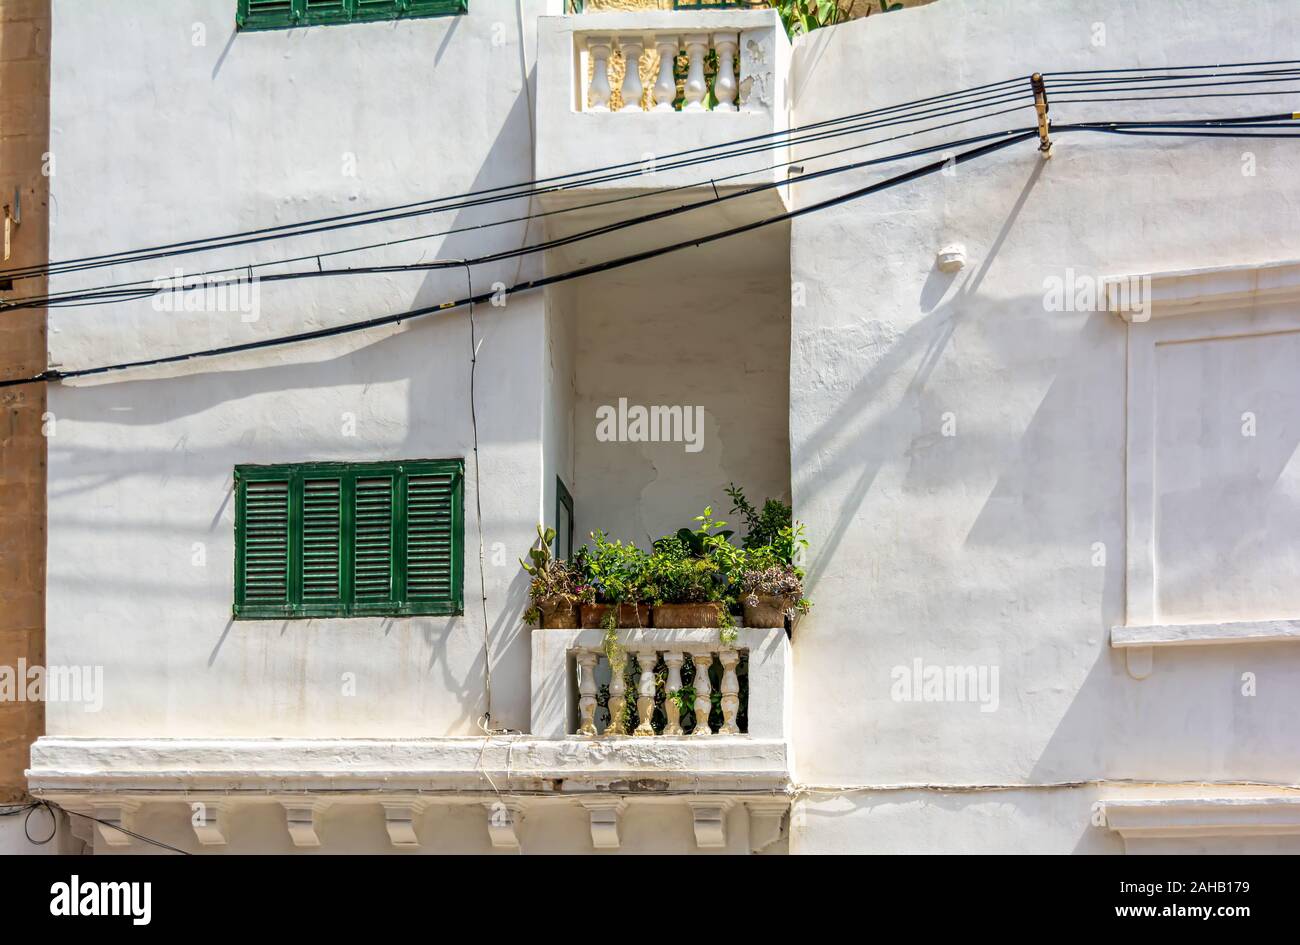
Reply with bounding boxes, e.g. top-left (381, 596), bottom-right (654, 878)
top-left (353, 0), bottom-right (402, 17)
top-left (304, 0), bottom-right (350, 24)
top-left (352, 472), bottom-right (396, 611)
top-left (404, 464), bottom-right (461, 610)
top-left (300, 475), bottom-right (343, 608)
top-left (238, 0), bottom-right (298, 29)
top-left (235, 472), bottom-right (292, 616)
top-left (239, 0), bottom-right (465, 29)
top-left (235, 460), bottom-right (462, 618)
